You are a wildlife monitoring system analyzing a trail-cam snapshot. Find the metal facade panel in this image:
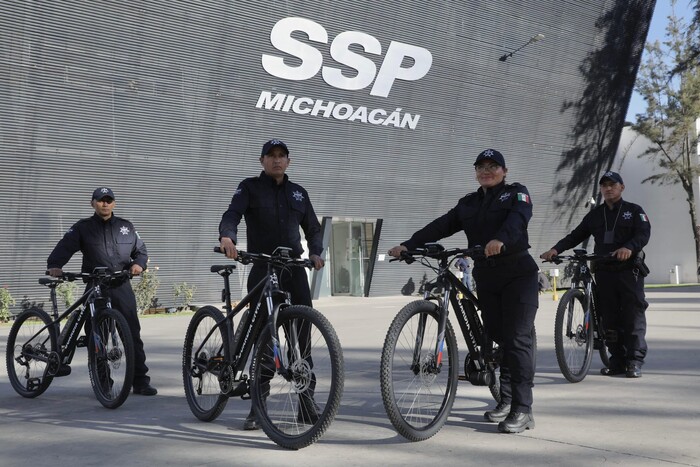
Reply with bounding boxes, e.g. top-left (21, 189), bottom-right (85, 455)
top-left (0, 0), bottom-right (654, 307)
